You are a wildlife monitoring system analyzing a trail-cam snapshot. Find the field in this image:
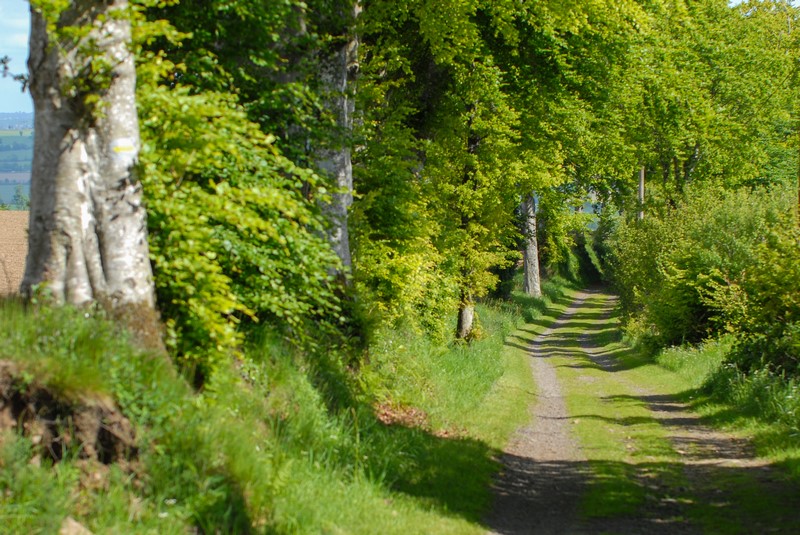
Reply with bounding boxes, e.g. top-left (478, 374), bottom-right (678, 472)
top-left (0, 129), bottom-right (33, 173)
top-left (0, 129), bottom-right (33, 137)
top-left (0, 211), bottom-right (28, 295)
